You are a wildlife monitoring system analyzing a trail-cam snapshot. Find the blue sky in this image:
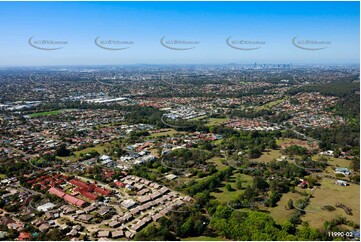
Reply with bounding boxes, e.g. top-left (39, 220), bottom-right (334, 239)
top-left (0, 1), bottom-right (359, 66)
